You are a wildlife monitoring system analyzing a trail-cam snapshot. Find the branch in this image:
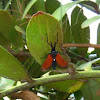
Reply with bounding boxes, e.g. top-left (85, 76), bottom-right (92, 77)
top-left (63, 43), bottom-right (100, 49)
top-left (1, 71), bottom-right (100, 98)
